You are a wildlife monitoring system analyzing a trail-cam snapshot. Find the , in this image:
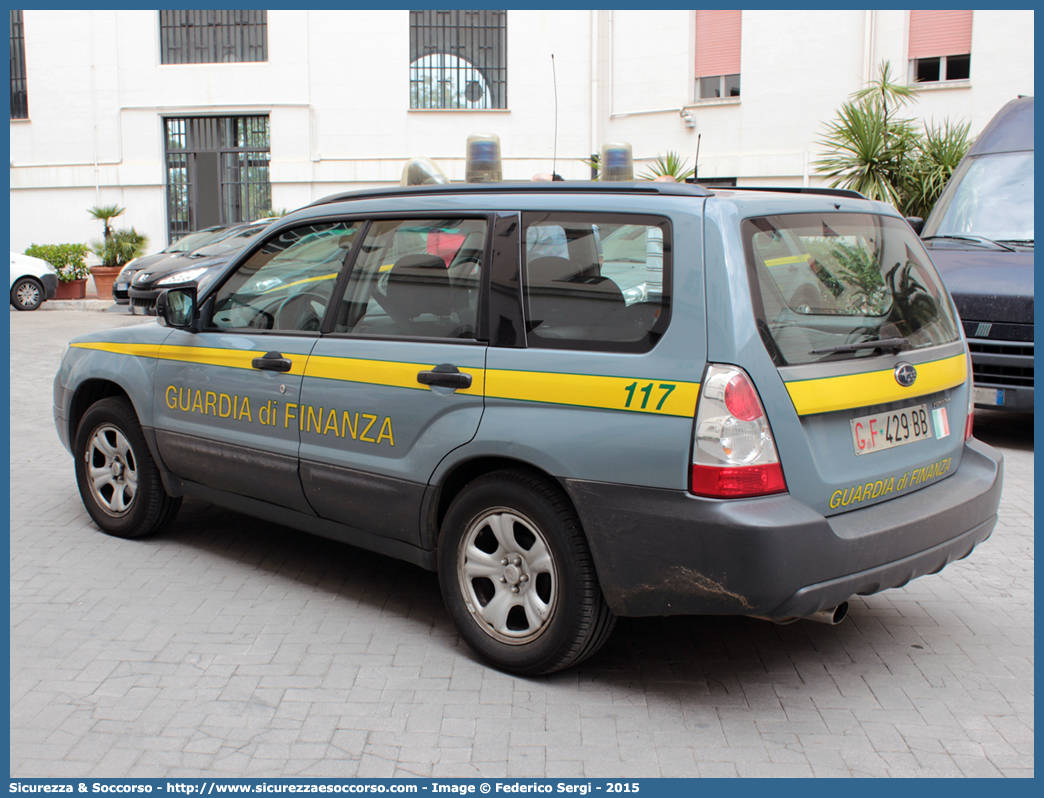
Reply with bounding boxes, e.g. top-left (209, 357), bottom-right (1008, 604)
top-left (54, 179), bottom-right (1002, 675)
